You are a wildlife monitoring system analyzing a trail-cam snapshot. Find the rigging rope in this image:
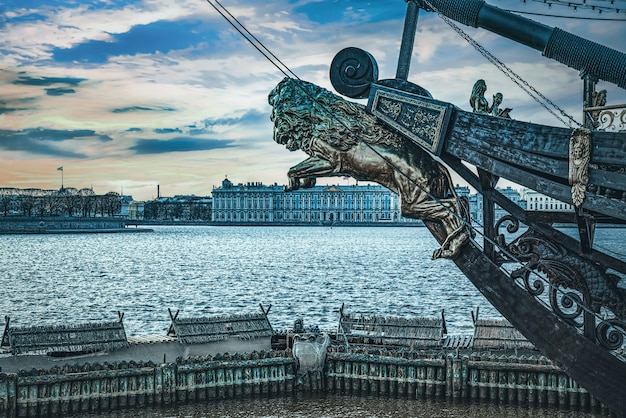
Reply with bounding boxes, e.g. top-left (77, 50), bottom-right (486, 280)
top-left (422, 0), bottom-right (583, 128)
top-left (204, 1), bottom-right (625, 343)
top-left (506, 9), bottom-right (626, 20)
top-left (524, 0), bottom-right (626, 15)
top-left (205, 0), bottom-right (299, 80)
